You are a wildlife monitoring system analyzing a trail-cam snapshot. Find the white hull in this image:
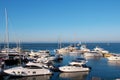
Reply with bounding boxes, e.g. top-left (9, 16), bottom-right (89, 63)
top-left (107, 56), bottom-right (120, 61)
top-left (94, 47), bottom-right (109, 53)
top-left (69, 58), bottom-right (87, 65)
top-left (4, 62), bottom-right (52, 76)
top-left (69, 61), bottom-right (86, 65)
top-left (59, 66), bottom-right (89, 72)
top-left (4, 66), bottom-right (52, 76)
top-left (84, 52), bottom-right (102, 57)
top-left (29, 50), bottom-right (50, 58)
top-left (55, 46), bottom-right (78, 54)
